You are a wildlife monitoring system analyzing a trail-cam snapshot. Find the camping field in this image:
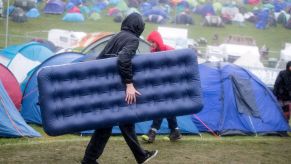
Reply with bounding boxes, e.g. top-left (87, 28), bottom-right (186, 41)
top-left (1, 11), bottom-right (291, 57)
top-left (1, 2), bottom-right (291, 164)
top-left (0, 126), bottom-right (291, 164)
